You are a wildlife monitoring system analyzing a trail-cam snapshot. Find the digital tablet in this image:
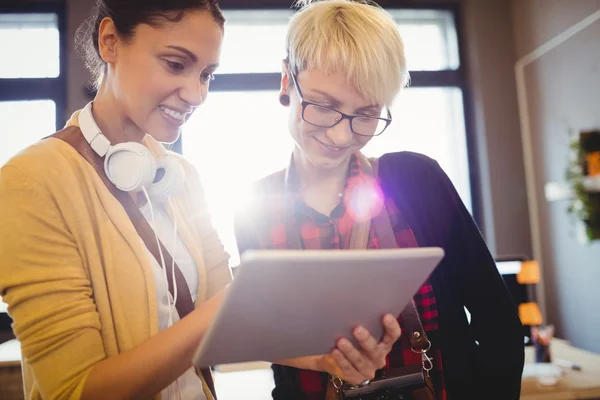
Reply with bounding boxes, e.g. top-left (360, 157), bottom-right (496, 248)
top-left (192, 247), bottom-right (444, 368)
